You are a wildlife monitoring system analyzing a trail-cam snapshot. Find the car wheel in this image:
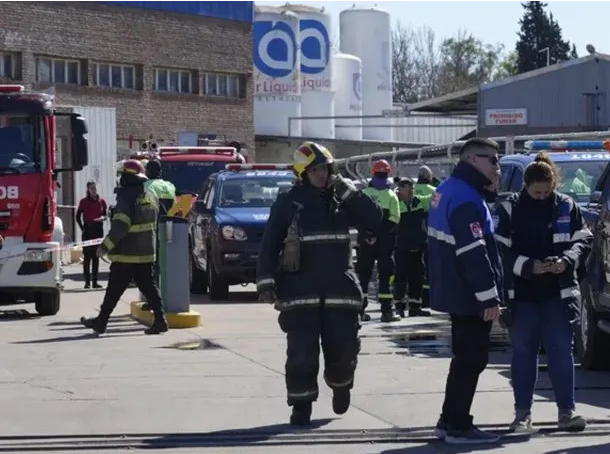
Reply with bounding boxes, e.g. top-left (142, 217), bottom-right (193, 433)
top-left (576, 279), bottom-right (610, 370)
top-left (207, 249), bottom-right (229, 301)
top-left (189, 249), bottom-right (208, 294)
